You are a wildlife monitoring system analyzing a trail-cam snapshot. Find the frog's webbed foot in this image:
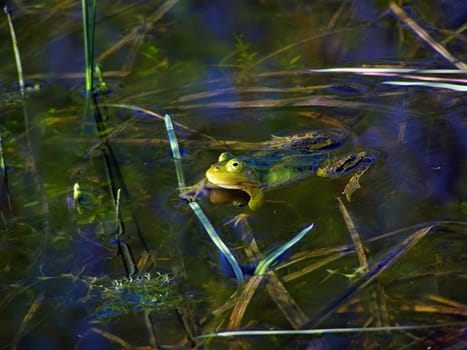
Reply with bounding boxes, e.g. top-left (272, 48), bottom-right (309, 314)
top-left (225, 212), bottom-right (251, 227)
top-left (343, 174), bottom-right (362, 201)
top-left (317, 152), bottom-right (375, 201)
top-left (342, 152), bottom-right (375, 200)
top-left (179, 179), bottom-right (209, 202)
